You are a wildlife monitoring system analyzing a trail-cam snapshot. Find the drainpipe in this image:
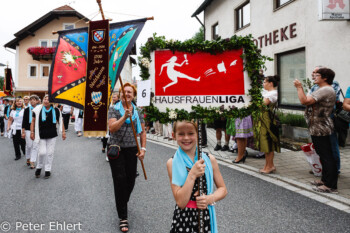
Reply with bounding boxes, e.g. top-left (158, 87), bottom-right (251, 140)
top-left (194, 15), bottom-right (205, 41)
